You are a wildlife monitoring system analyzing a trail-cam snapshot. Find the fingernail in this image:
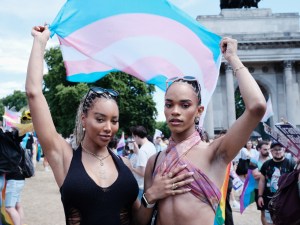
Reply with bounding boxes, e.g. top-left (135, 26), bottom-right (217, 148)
top-left (188, 172), bottom-right (194, 175)
top-left (188, 179), bottom-right (194, 182)
top-left (186, 188), bottom-right (191, 191)
top-left (181, 164), bottom-right (187, 167)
